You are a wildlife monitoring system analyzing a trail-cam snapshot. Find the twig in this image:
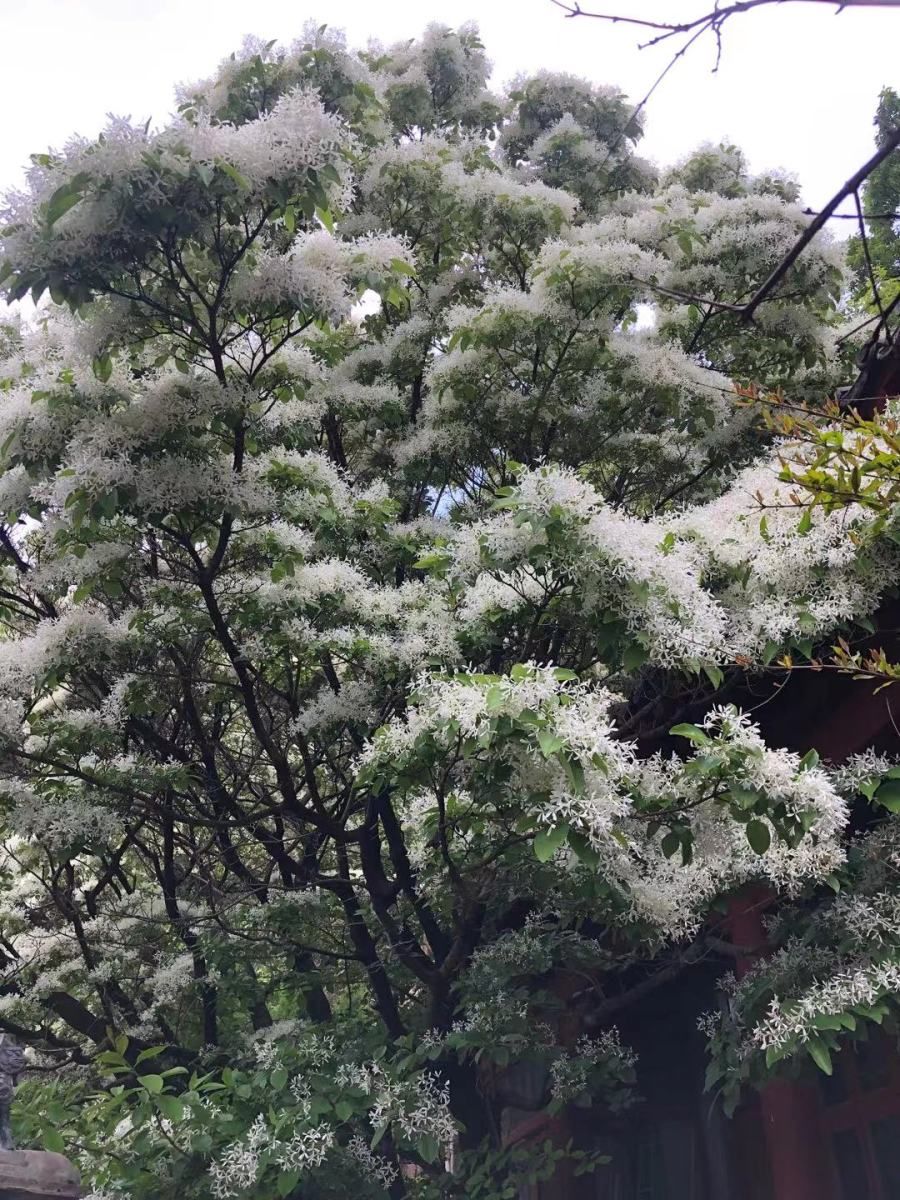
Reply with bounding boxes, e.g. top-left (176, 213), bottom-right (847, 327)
top-left (854, 187), bottom-right (887, 323)
top-left (802, 207), bottom-right (900, 220)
